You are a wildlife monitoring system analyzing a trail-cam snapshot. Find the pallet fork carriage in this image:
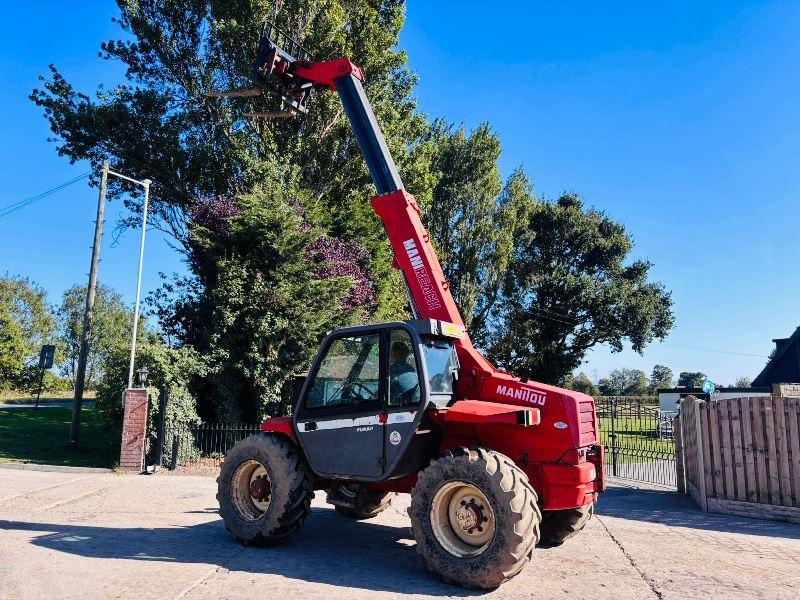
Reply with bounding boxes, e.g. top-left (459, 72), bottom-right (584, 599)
top-left (211, 23), bottom-right (605, 589)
